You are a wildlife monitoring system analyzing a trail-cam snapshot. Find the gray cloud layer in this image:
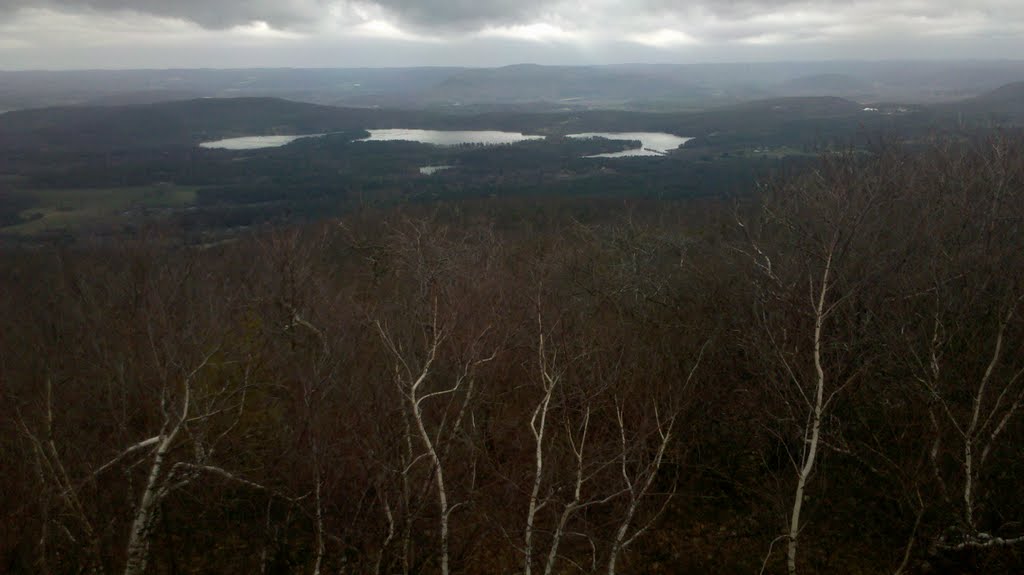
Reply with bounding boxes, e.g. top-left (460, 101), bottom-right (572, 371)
top-left (0, 0), bottom-right (328, 27)
top-left (0, 1), bottom-right (1020, 32)
top-left (0, 0), bottom-right (881, 29)
top-left (373, 0), bottom-right (548, 29)
top-left (1, 0), bottom-right (1023, 68)
top-left (0, 0), bottom-right (570, 29)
